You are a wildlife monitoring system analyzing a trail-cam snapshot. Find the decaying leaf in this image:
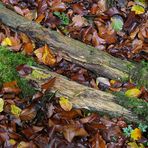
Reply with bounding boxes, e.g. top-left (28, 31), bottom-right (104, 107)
top-left (63, 124), bottom-right (88, 142)
top-left (91, 132), bottom-right (106, 148)
top-left (59, 97), bottom-right (72, 111)
top-left (72, 15), bottom-right (88, 28)
top-left (20, 105), bottom-right (37, 121)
